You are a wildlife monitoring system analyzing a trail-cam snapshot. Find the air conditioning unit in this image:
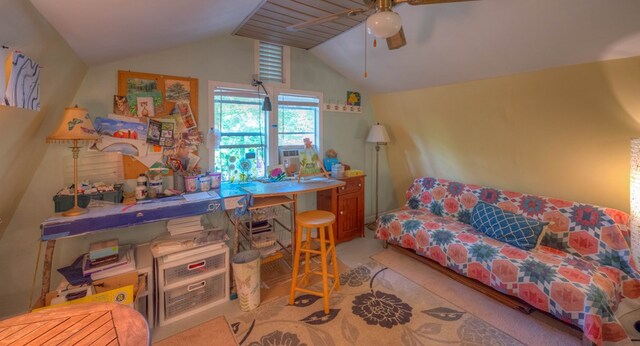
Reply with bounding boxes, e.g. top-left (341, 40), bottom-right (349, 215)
top-left (279, 147), bottom-right (301, 171)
